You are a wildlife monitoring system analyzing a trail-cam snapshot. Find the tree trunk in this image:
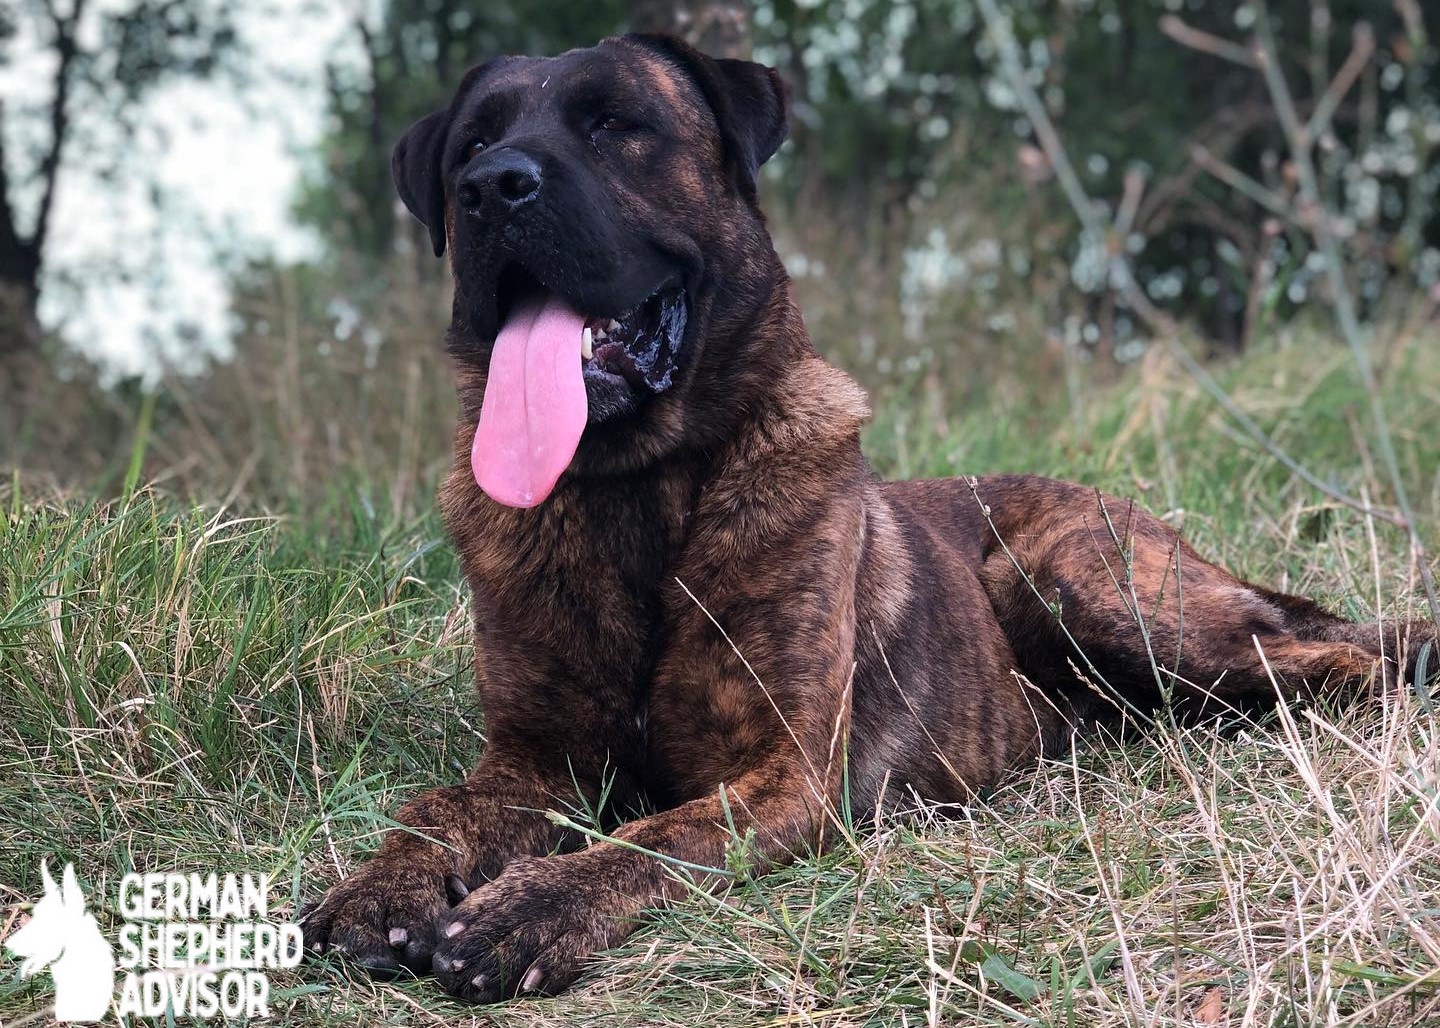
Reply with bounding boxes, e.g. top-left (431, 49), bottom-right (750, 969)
top-left (629, 0), bottom-right (751, 59)
top-left (0, 0), bottom-right (88, 361)
top-left (0, 183), bottom-right (40, 357)
top-left (0, 287), bottom-right (40, 358)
